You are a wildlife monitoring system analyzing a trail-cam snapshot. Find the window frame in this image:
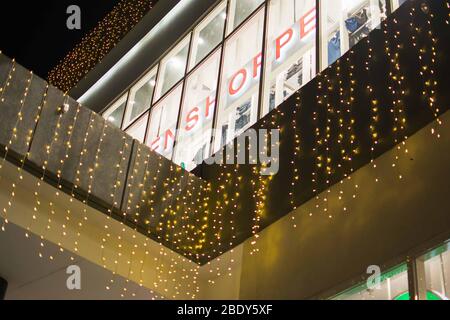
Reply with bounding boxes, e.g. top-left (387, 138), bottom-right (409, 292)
top-left (174, 47), bottom-right (223, 171)
top-left (102, 93), bottom-right (128, 129)
top-left (146, 83), bottom-right (184, 160)
top-left (188, 0), bottom-right (228, 72)
top-left (123, 65), bottom-right (159, 129)
top-left (212, 6), bottom-right (267, 154)
top-left (153, 33), bottom-right (192, 104)
top-left (124, 111), bottom-right (149, 143)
